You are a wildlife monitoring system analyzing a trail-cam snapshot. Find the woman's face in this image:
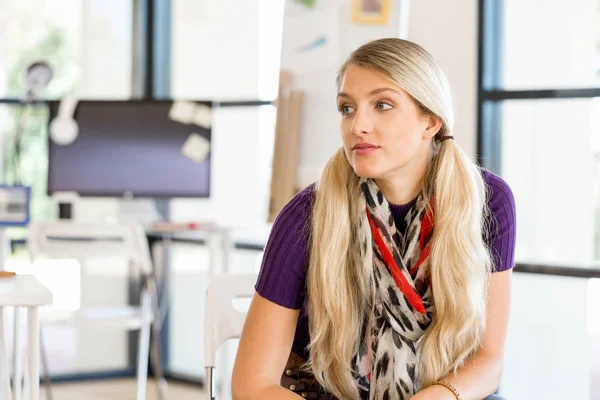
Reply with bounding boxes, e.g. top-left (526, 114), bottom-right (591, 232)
top-left (337, 64), bottom-right (440, 181)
